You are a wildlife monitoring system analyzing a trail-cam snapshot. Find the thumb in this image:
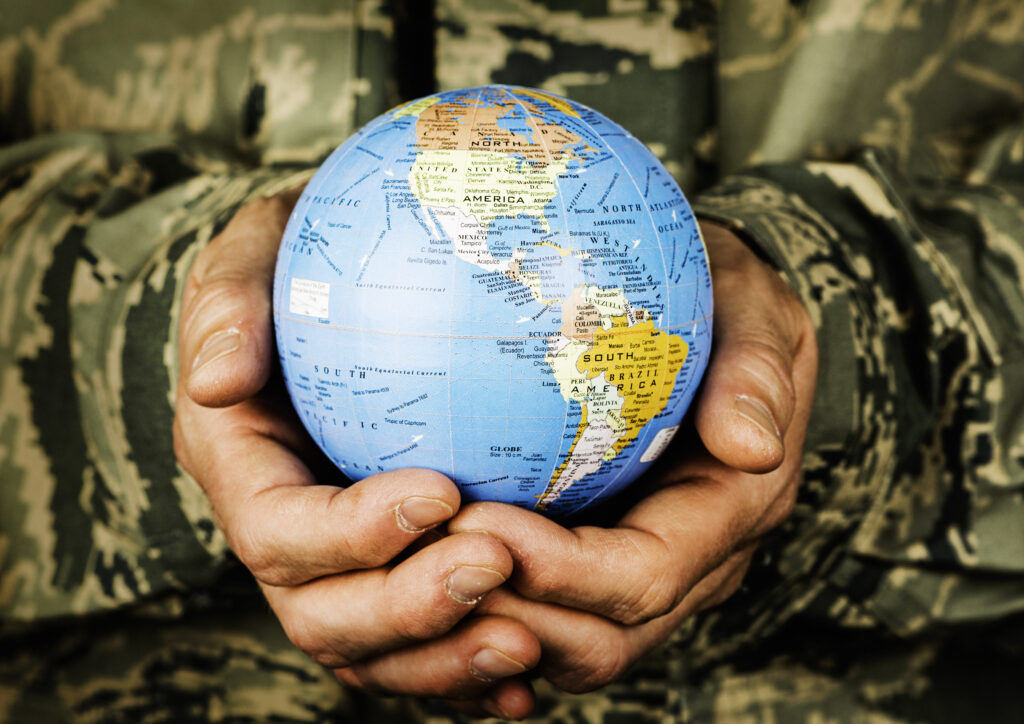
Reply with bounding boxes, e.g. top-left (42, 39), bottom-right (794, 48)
top-left (694, 222), bottom-right (810, 473)
top-left (179, 190), bottom-right (301, 408)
